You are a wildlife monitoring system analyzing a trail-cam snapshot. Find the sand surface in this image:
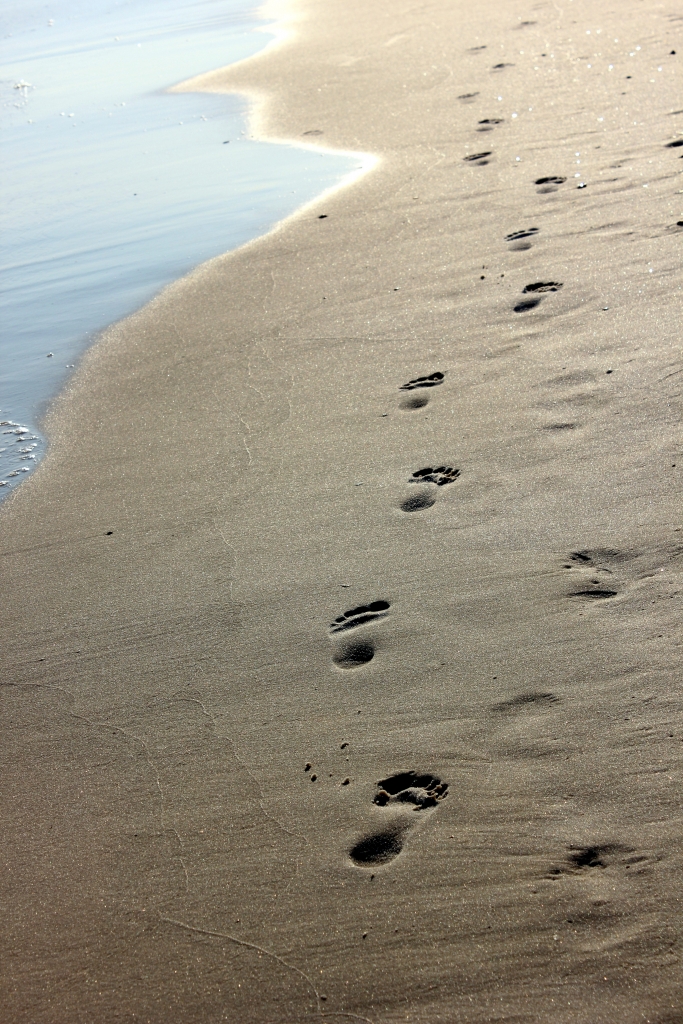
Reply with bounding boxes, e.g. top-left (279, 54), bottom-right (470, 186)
top-left (2, 1), bottom-right (682, 1020)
